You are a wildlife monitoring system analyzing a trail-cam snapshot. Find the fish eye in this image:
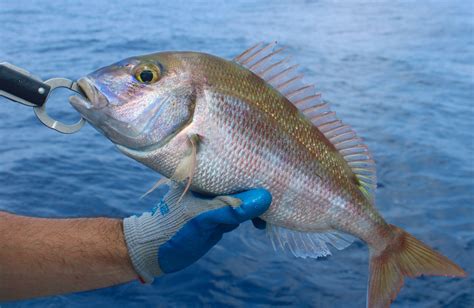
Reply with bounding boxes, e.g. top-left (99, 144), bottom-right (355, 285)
top-left (134, 63), bottom-right (161, 84)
